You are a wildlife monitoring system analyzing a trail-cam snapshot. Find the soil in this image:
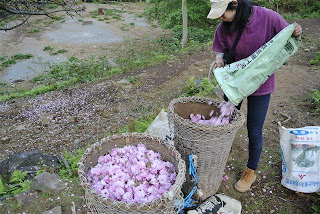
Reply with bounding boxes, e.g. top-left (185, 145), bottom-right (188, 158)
top-left (0, 2), bottom-right (320, 213)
